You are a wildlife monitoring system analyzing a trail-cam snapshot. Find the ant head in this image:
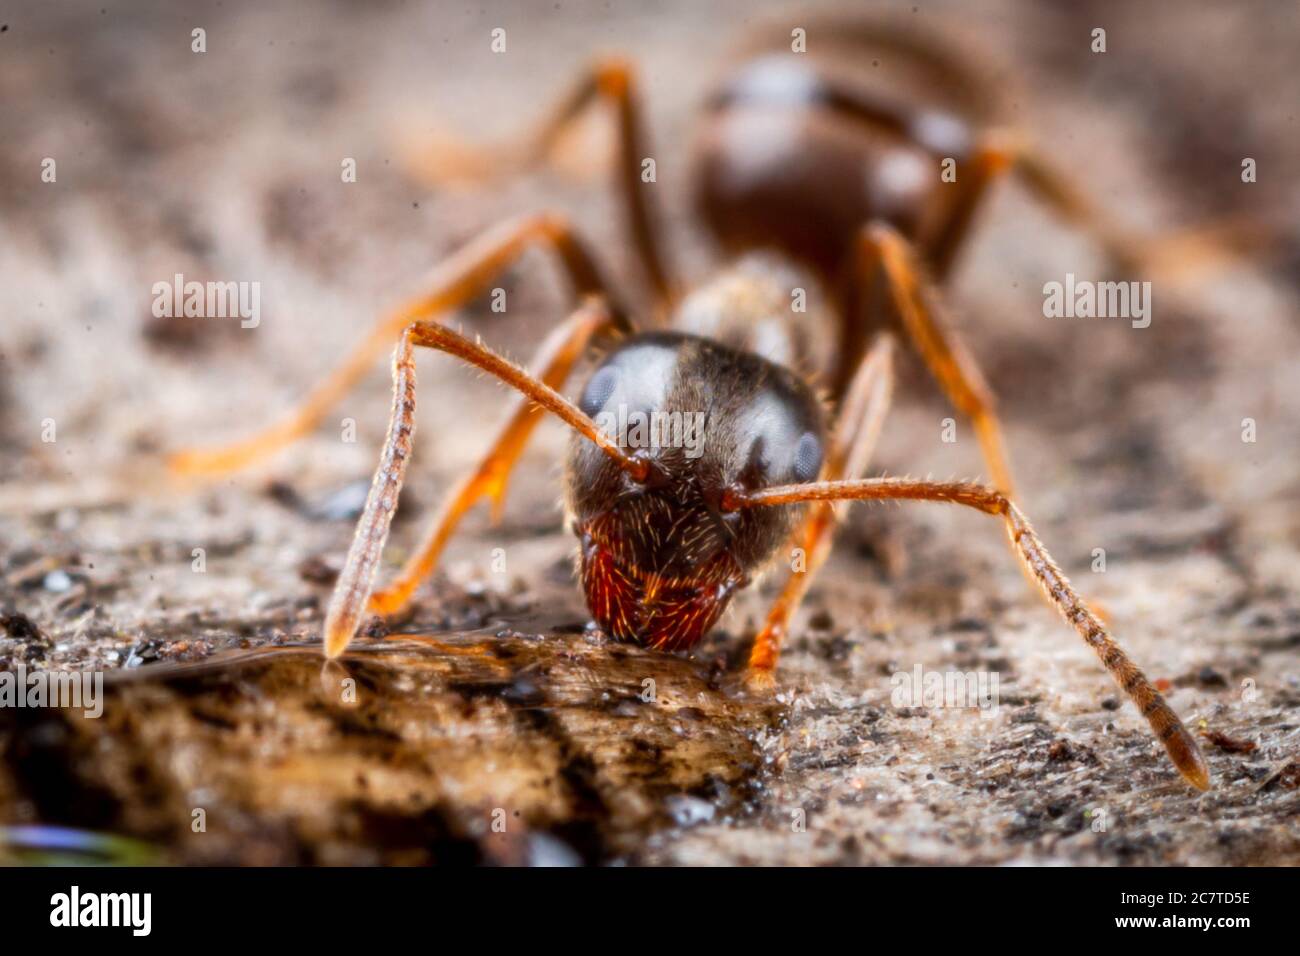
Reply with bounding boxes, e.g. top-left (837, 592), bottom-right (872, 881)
top-left (565, 331), bottom-right (825, 649)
